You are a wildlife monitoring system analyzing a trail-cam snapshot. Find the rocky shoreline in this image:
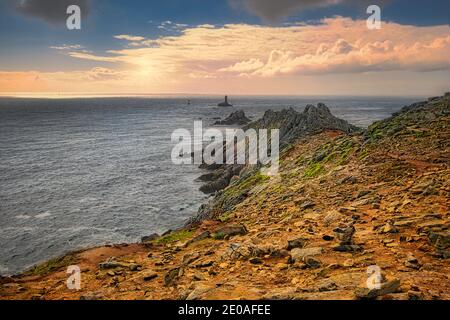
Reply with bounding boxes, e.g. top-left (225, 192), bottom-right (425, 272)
top-left (1, 94), bottom-right (449, 300)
